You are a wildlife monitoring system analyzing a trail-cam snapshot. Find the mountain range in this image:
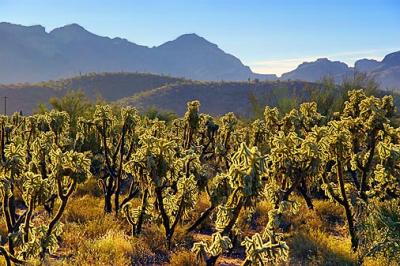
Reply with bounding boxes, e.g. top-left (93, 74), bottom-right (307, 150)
top-left (0, 22), bottom-right (276, 84)
top-left (280, 52), bottom-right (400, 90)
top-left (0, 22), bottom-right (399, 90)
